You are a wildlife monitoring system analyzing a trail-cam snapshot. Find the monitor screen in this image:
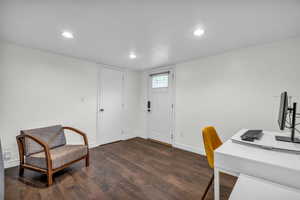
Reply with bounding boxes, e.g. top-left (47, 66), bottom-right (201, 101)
top-left (278, 91), bottom-right (288, 130)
